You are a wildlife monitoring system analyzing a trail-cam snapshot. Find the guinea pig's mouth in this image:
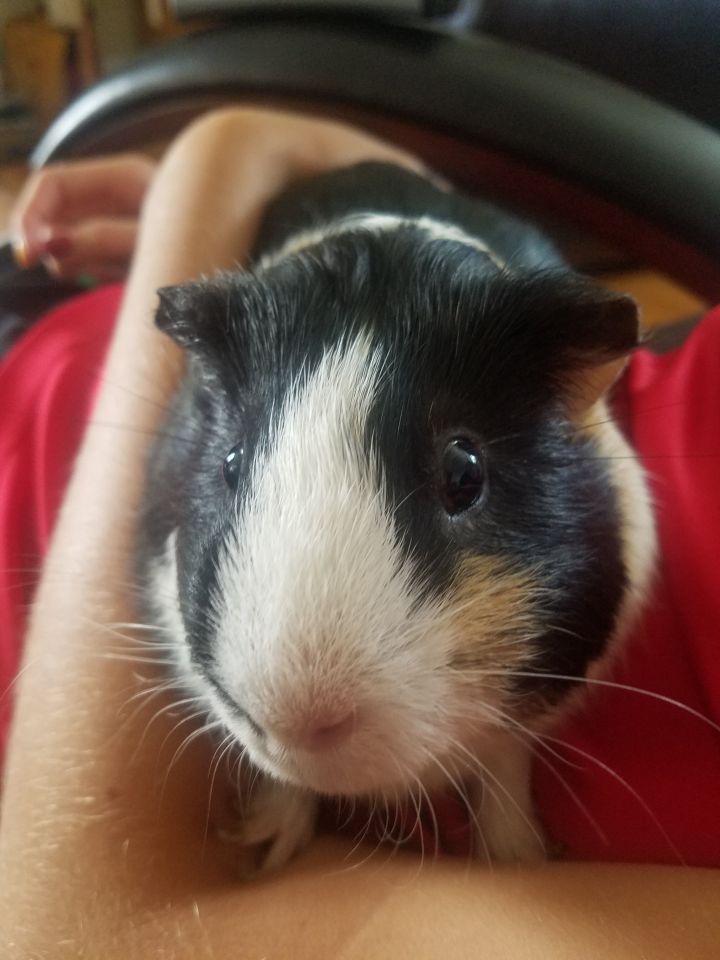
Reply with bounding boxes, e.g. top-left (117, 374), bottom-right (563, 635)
top-left (253, 738), bottom-right (422, 798)
top-left (207, 680), bottom-right (436, 796)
